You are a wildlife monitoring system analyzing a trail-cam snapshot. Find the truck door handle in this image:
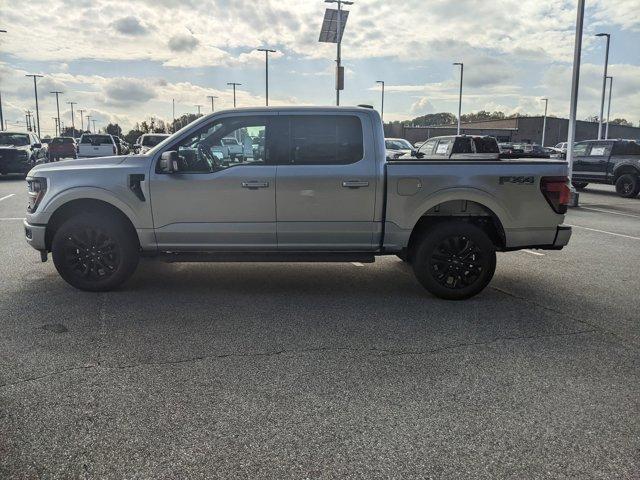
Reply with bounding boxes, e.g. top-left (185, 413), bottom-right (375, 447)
top-left (342, 180), bottom-right (369, 188)
top-left (242, 181), bottom-right (269, 189)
